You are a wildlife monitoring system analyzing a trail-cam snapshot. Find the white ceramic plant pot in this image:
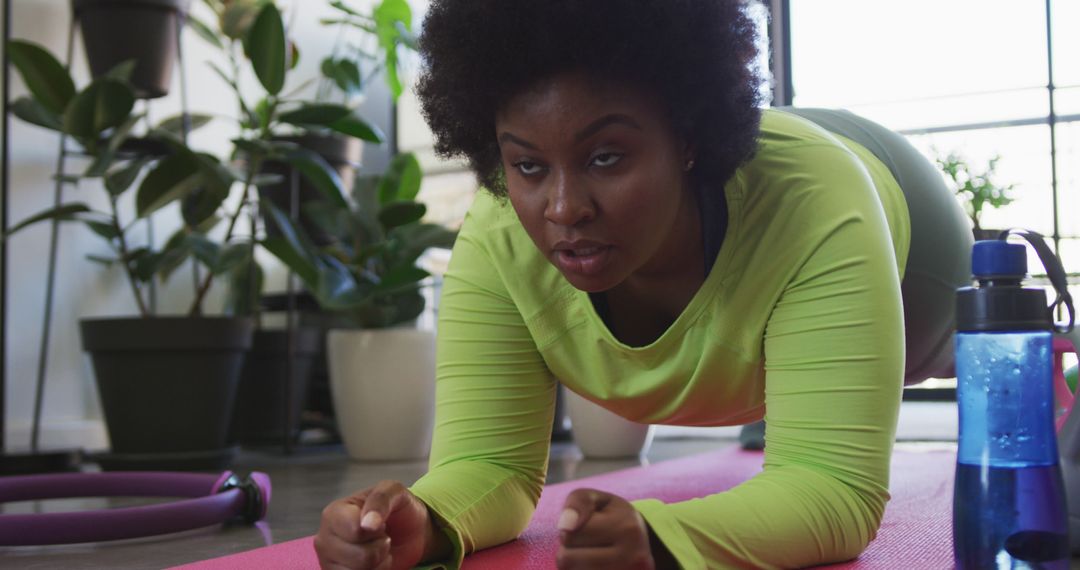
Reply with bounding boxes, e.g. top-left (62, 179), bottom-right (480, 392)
top-left (327, 326), bottom-right (436, 461)
top-left (564, 387), bottom-right (655, 459)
